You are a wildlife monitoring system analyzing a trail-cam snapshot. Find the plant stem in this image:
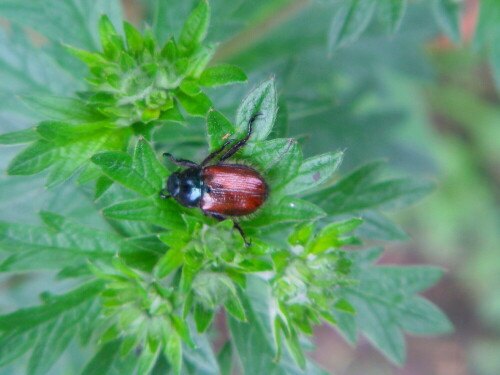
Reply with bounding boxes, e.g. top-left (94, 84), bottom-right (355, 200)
top-left (212, 0), bottom-right (312, 63)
